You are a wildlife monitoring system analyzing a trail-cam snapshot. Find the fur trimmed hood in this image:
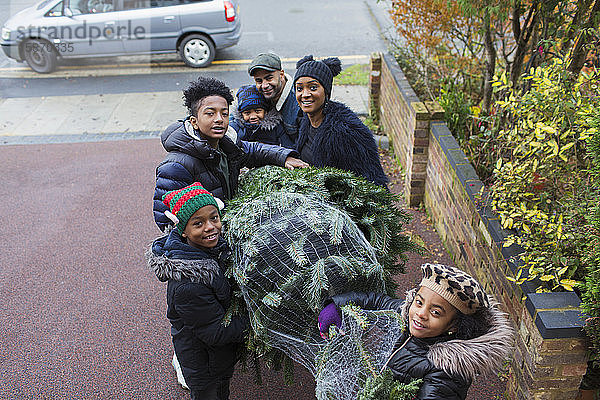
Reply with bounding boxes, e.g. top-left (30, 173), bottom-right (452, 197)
top-left (400, 288), bottom-right (514, 382)
top-left (146, 233), bottom-right (225, 285)
top-left (231, 107), bottom-right (283, 131)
